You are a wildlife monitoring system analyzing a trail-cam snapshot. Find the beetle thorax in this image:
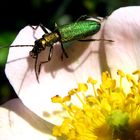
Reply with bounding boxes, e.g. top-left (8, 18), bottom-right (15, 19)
top-left (43, 32), bottom-right (60, 46)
